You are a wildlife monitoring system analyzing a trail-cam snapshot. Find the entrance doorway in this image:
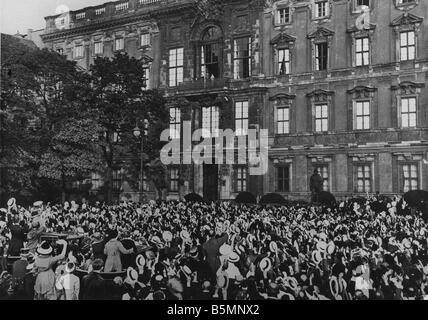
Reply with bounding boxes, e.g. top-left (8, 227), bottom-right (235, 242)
top-left (203, 164), bottom-right (218, 202)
